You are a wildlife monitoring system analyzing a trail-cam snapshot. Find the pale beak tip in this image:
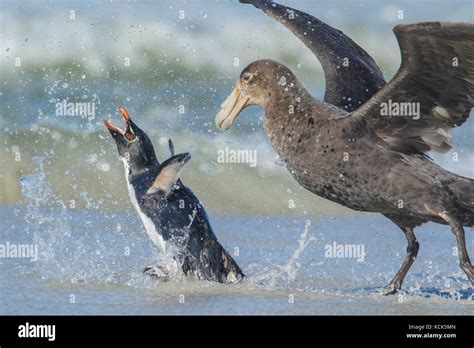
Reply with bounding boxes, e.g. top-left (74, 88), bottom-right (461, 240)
top-left (215, 111), bottom-right (225, 131)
